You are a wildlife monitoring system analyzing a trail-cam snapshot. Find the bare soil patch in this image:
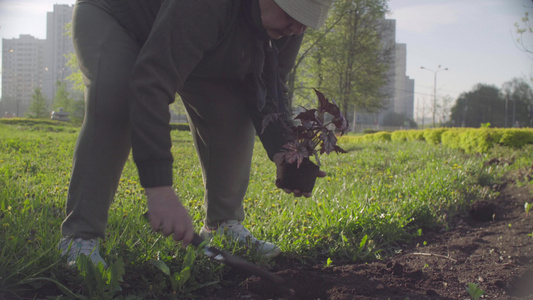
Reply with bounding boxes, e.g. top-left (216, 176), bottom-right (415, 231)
top-left (197, 184), bottom-right (533, 299)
